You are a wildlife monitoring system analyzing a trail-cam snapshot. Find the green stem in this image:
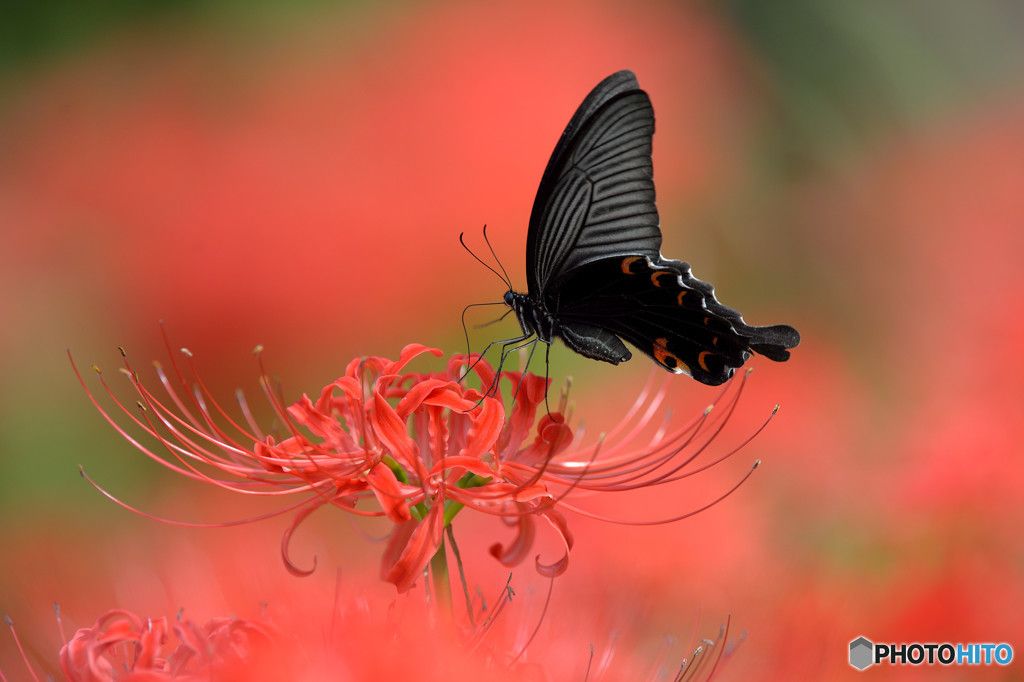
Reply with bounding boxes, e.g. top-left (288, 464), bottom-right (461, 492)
top-left (446, 525), bottom-right (475, 627)
top-left (429, 536), bottom-right (452, 616)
